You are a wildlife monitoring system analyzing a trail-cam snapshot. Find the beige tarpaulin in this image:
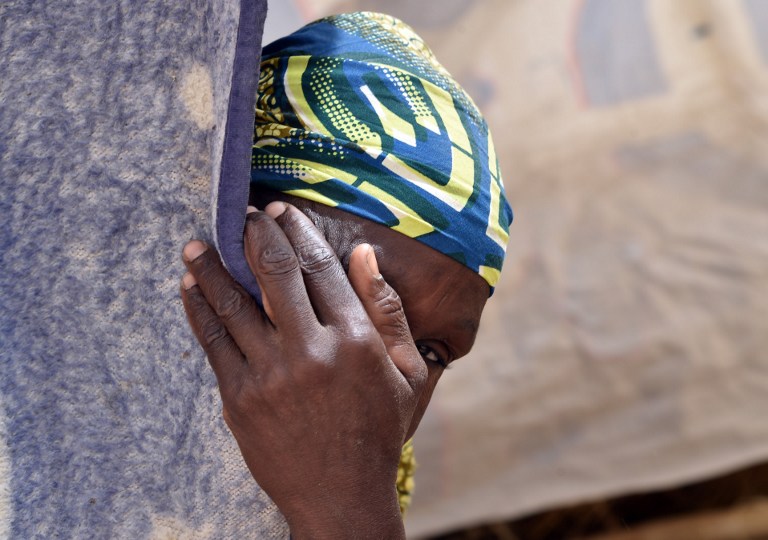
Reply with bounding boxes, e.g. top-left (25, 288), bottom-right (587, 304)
top-left (266, 0), bottom-right (768, 537)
